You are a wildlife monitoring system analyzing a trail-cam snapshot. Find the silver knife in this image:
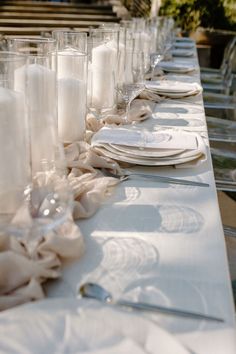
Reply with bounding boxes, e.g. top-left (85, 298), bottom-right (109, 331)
top-left (117, 299), bottom-right (224, 323)
top-left (125, 173), bottom-right (210, 187)
top-left (102, 169), bottom-right (210, 187)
